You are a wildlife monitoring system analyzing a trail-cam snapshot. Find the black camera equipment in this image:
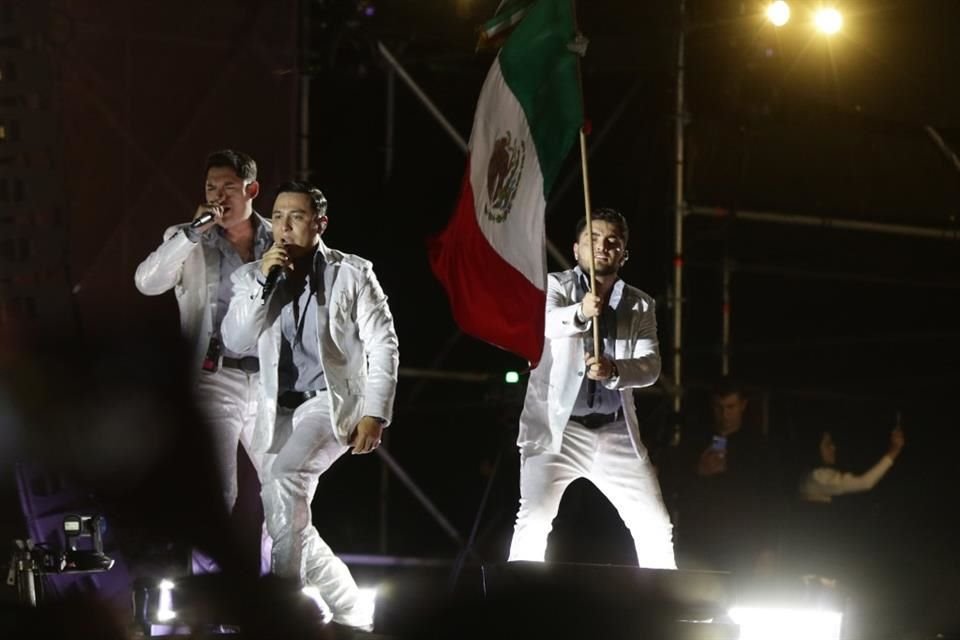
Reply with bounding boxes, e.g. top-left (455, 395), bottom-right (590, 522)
top-left (6, 514), bottom-right (115, 606)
